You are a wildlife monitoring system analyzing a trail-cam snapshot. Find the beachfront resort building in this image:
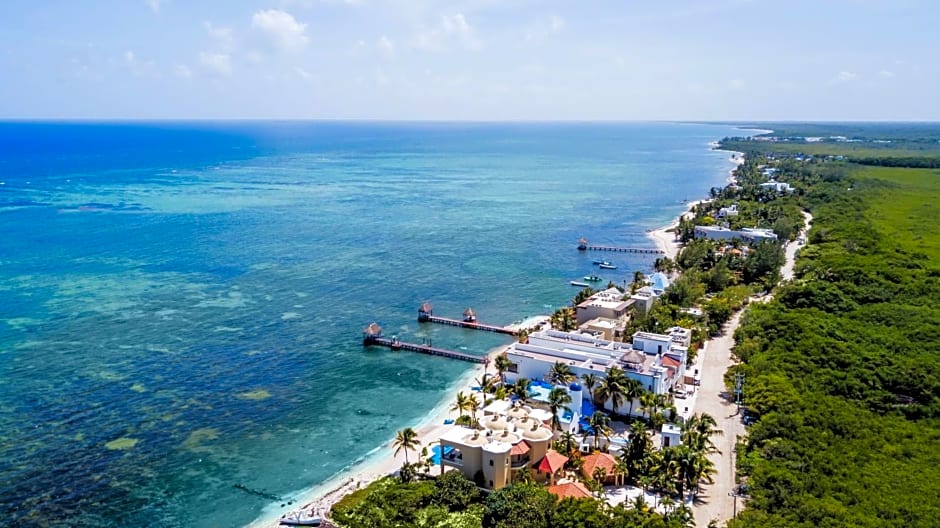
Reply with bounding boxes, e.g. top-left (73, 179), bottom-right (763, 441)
top-left (693, 225), bottom-right (779, 243)
top-left (438, 401), bottom-right (566, 490)
top-left (760, 181), bottom-right (795, 193)
top-left (575, 288), bottom-right (635, 325)
top-left (502, 327), bottom-right (691, 415)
